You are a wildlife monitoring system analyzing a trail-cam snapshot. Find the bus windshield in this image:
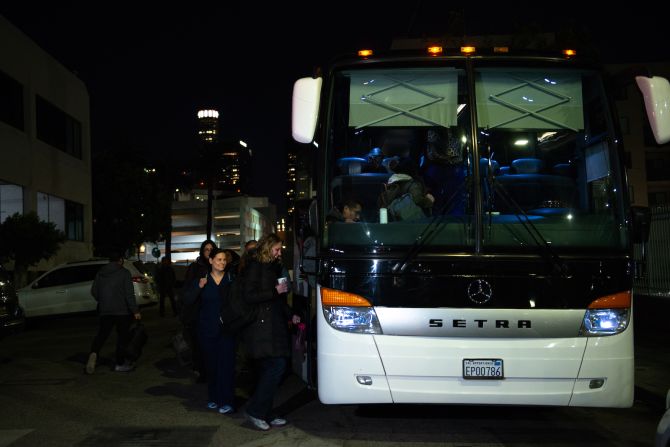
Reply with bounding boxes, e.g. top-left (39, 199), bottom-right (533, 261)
top-left (325, 63), bottom-right (628, 253)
